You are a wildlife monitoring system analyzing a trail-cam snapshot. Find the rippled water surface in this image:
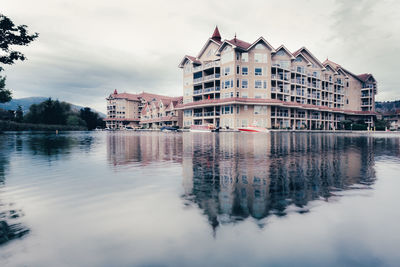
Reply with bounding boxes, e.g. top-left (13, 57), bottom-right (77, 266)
top-left (0, 131), bottom-right (400, 266)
